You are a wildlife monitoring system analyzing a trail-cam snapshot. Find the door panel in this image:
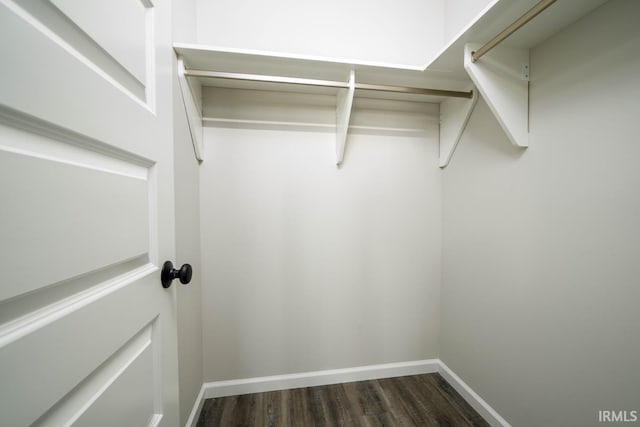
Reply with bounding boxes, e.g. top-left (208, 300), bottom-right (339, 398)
top-left (1, 275), bottom-right (160, 426)
top-left (0, 133), bottom-right (149, 300)
top-left (72, 341), bottom-right (156, 427)
top-left (4, 0), bottom-right (150, 102)
top-left (0, 0), bottom-right (178, 425)
top-left (0, 0), bottom-right (158, 147)
top-left (49, 0), bottom-right (149, 85)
